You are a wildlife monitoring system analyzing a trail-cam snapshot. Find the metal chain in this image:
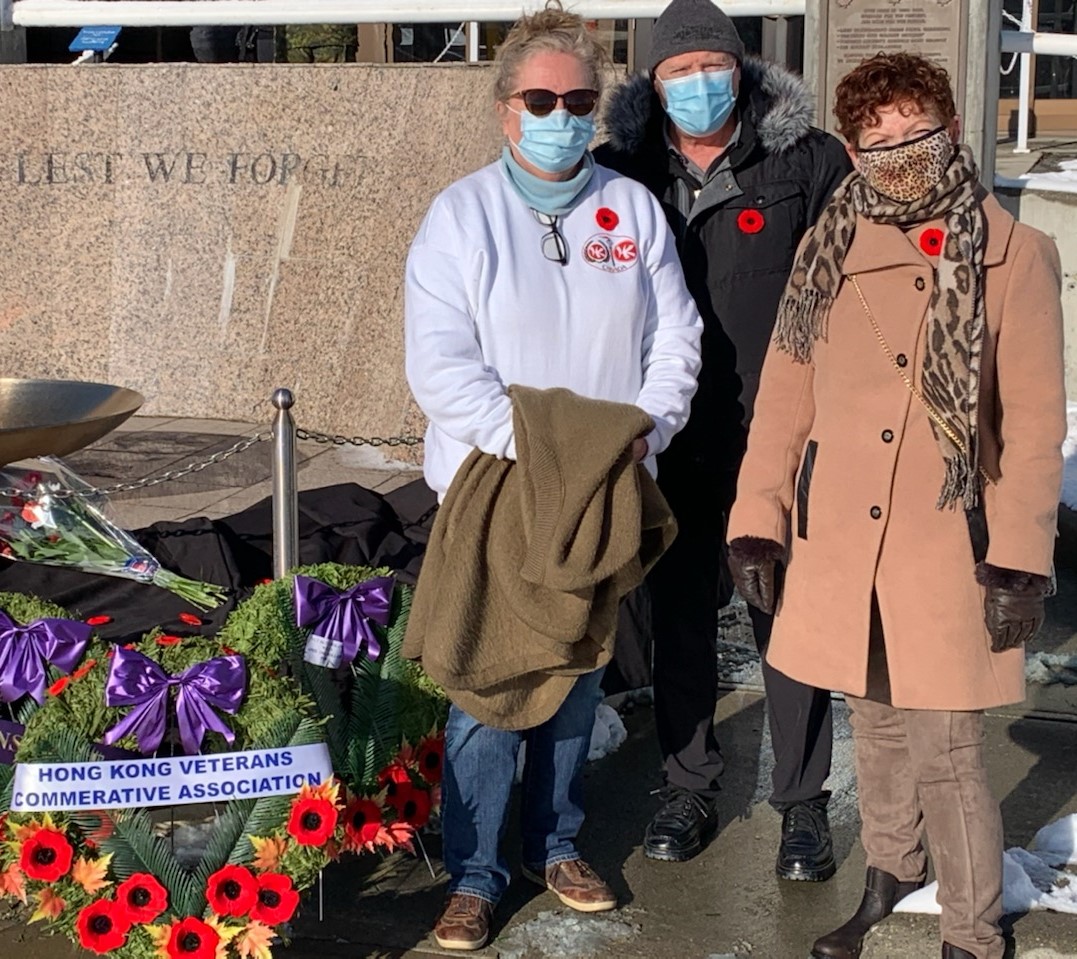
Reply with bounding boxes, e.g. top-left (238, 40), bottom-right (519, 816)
top-left (295, 427), bottom-right (424, 449)
top-left (850, 275), bottom-right (992, 485)
top-left (1, 421), bottom-right (424, 501)
top-left (0, 431), bottom-right (271, 500)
